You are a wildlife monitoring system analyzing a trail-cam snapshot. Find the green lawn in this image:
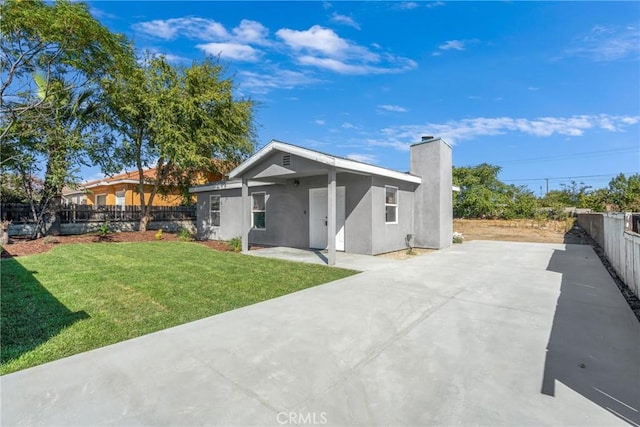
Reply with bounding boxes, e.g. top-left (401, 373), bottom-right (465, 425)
top-left (0, 242), bottom-right (357, 375)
